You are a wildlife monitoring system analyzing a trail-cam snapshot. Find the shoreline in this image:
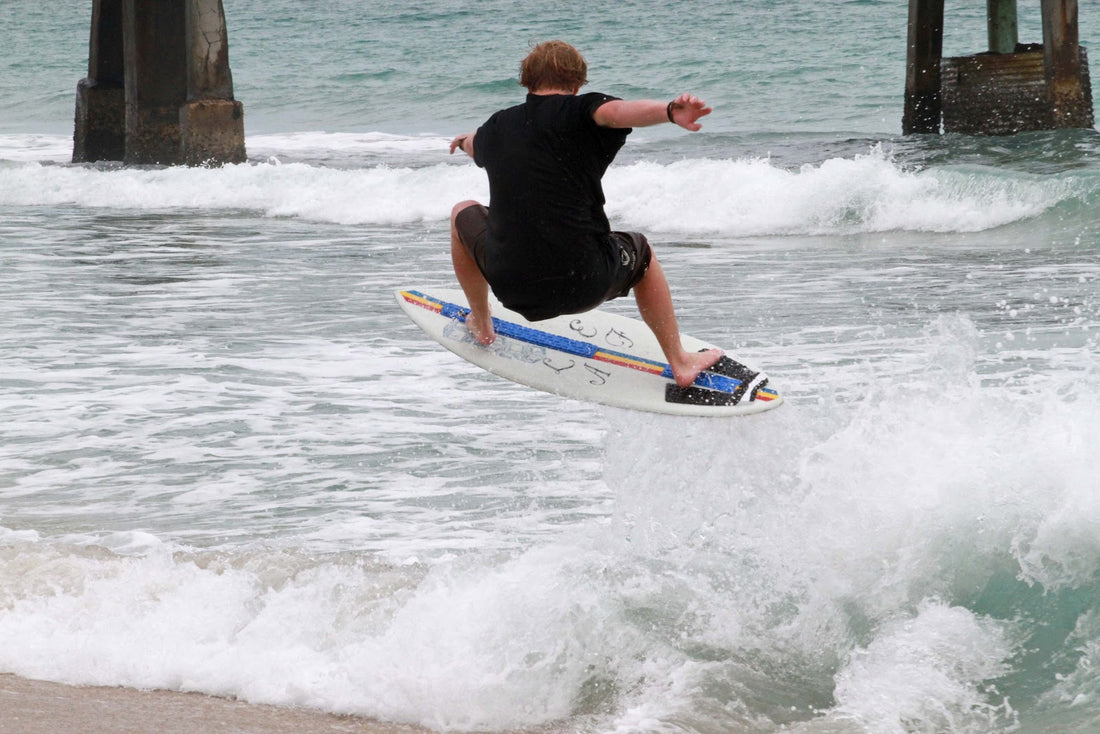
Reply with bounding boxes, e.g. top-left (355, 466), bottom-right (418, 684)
top-left (0, 674), bottom-right (430, 734)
